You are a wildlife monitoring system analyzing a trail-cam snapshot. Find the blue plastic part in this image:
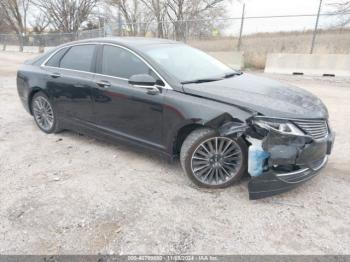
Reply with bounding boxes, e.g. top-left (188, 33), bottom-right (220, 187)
top-left (248, 149), bottom-right (270, 177)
